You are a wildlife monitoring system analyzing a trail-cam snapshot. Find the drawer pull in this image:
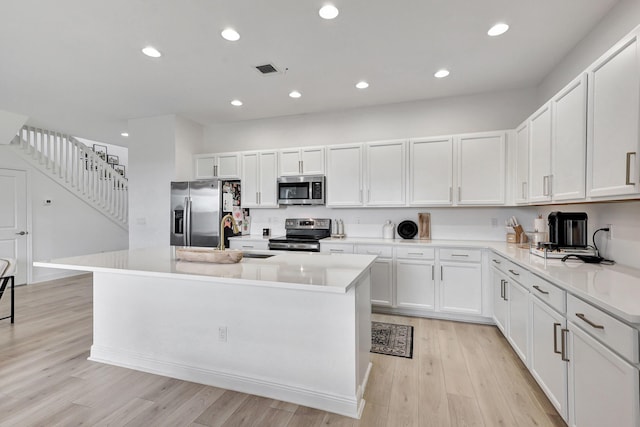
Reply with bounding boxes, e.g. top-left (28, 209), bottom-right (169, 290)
top-left (575, 313), bottom-right (605, 330)
top-left (451, 254), bottom-right (469, 257)
top-left (533, 285), bottom-right (549, 295)
top-left (553, 323), bottom-right (561, 354)
top-left (241, 245), bottom-right (254, 249)
top-left (408, 252), bottom-right (423, 256)
top-left (492, 259), bottom-right (501, 264)
top-left (508, 269), bottom-right (520, 276)
top-left (329, 249), bottom-right (344, 253)
top-left (561, 328), bottom-right (570, 362)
